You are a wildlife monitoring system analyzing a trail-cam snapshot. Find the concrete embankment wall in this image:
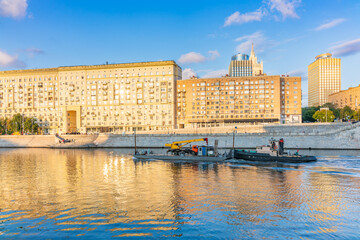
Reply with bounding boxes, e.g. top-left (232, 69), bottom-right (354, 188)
top-left (0, 122), bottom-right (359, 149)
